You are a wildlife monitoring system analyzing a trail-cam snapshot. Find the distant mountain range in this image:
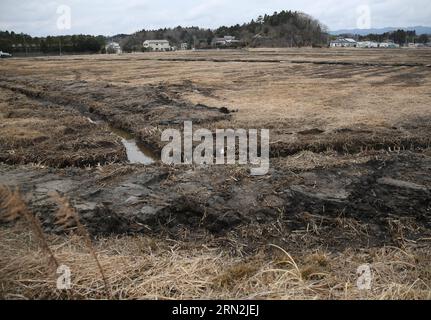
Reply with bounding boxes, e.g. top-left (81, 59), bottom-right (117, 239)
top-left (330, 26), bottom-right (431, 36)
